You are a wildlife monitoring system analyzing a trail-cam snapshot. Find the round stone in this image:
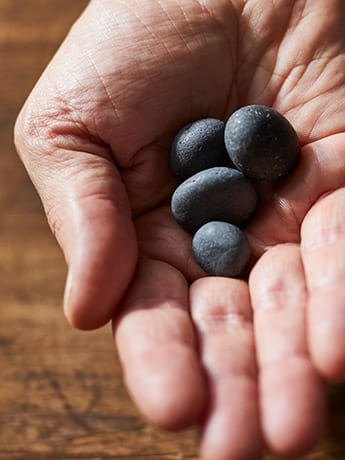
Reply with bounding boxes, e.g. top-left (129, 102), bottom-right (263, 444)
top-left (171, 167), bottom-right (258, 233)
top-left (224, 105), bottom-right (300, 180)
top-left (169, 118), bottom-right (228, 181)
top-left (192, 221), bottom-right (251, 277)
